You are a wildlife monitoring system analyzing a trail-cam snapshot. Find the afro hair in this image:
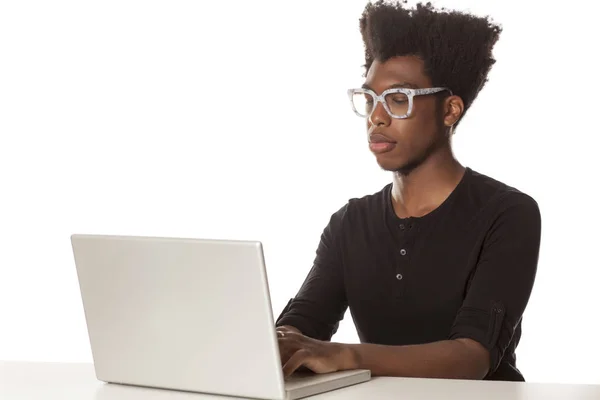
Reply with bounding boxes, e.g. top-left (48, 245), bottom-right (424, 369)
top-left (359, 0), bottom-right (502, 121)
